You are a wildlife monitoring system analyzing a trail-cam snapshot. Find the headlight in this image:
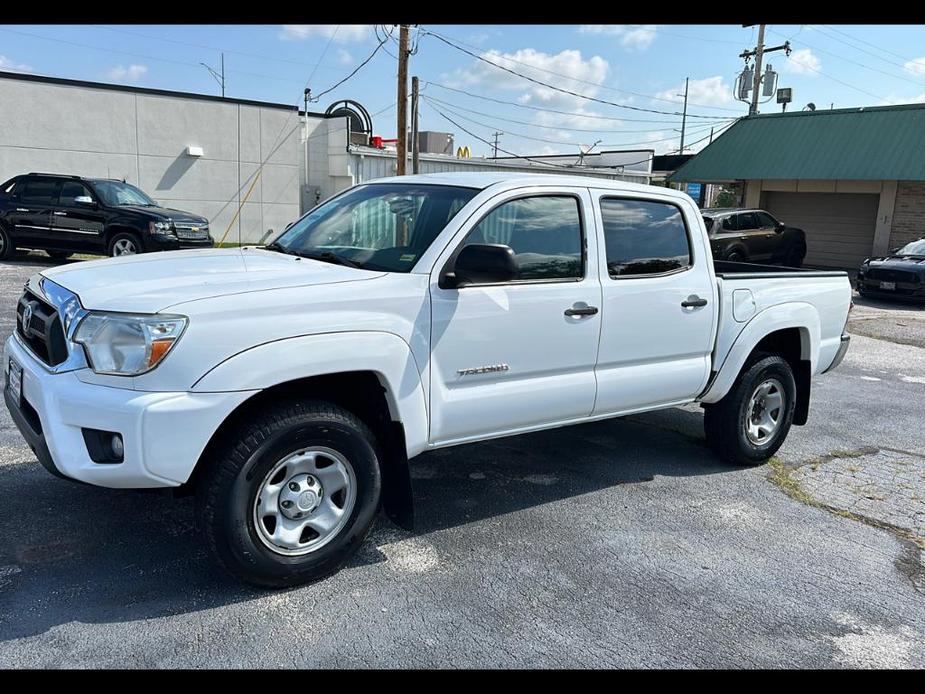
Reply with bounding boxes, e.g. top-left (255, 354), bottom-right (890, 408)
top-left (149, 220), bottom-right (175, 235)
top-left (74, 312), bottom-right (187, 376)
